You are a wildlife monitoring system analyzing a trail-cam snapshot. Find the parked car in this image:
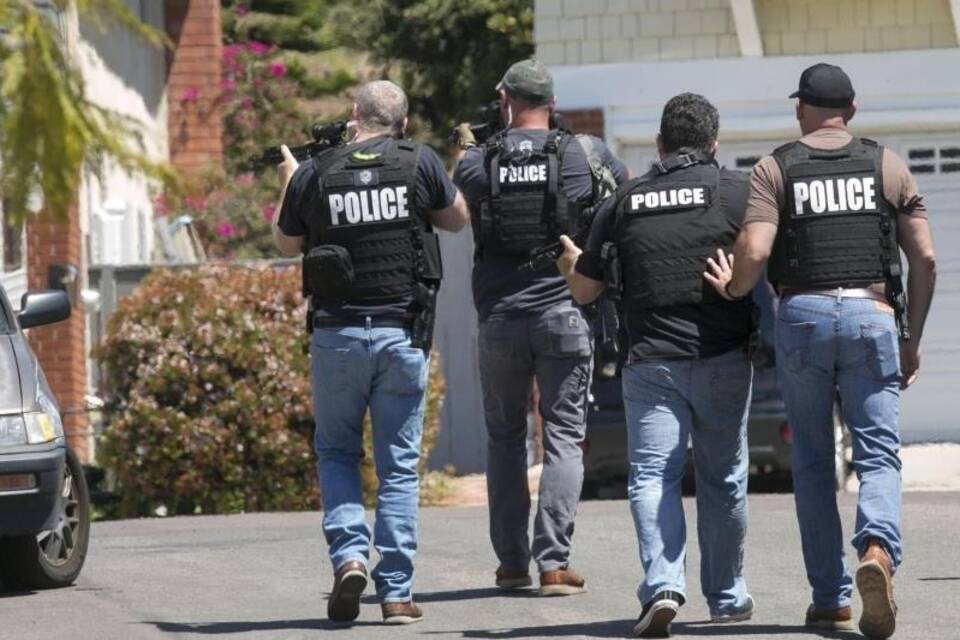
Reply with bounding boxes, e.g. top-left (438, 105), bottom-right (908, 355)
top-left (582, 283), bottom-right (851, 496)
top-left (0, 285), bottom-right (90, 589)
